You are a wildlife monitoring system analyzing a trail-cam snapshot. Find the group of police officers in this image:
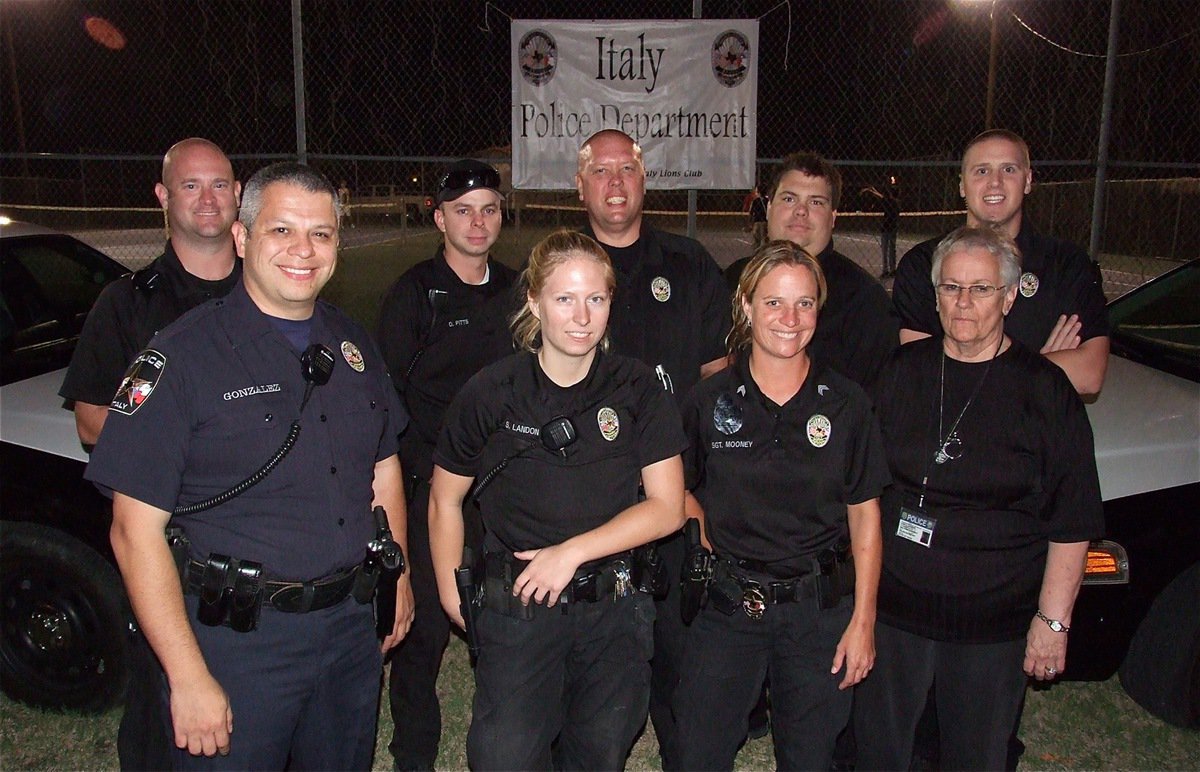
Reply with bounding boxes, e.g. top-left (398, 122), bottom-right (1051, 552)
top-left (62, 125), bottom-right (1108, 770)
